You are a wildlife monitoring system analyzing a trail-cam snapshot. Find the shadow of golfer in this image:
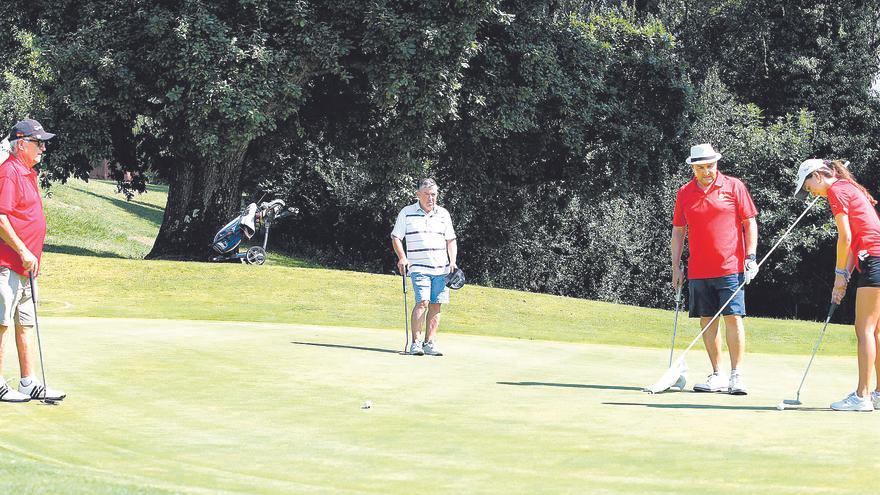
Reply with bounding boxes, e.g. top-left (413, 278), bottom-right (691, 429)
top-left (292, 341), bottom-right (399, 354)
top-left (604, 401), bottom-right (829, 412)
top-left (497, 381), bottom-right (643, 391)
